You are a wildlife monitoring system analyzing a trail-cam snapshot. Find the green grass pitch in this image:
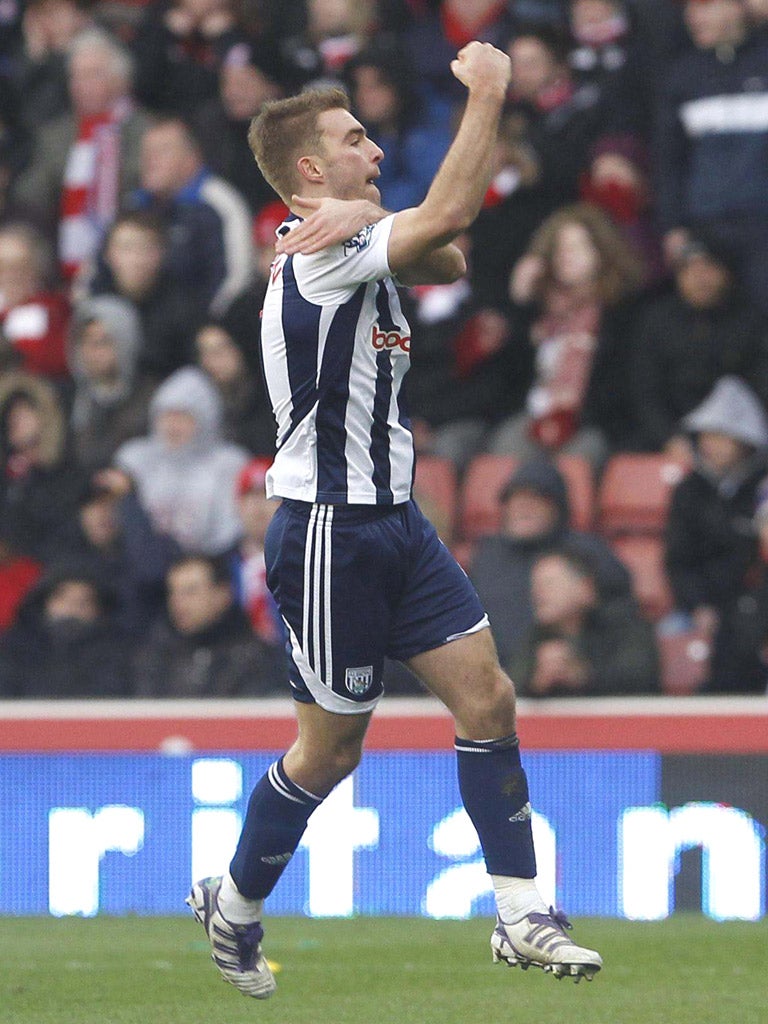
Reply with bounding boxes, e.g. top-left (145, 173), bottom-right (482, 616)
top-left (1, 915), bottom-right (765, 1024)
